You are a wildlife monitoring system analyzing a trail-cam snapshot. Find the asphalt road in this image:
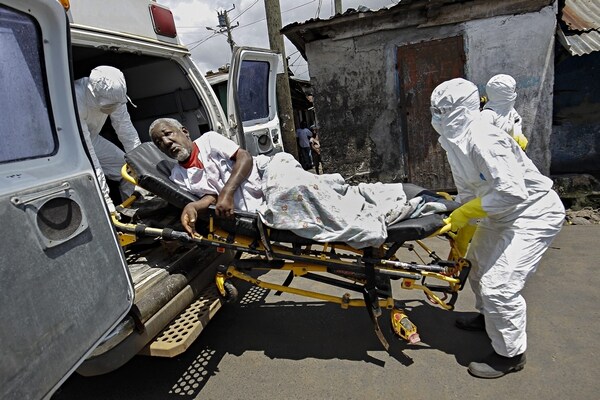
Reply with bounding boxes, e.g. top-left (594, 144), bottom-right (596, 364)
top-left (53, 225), bottom-right (600, 400)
